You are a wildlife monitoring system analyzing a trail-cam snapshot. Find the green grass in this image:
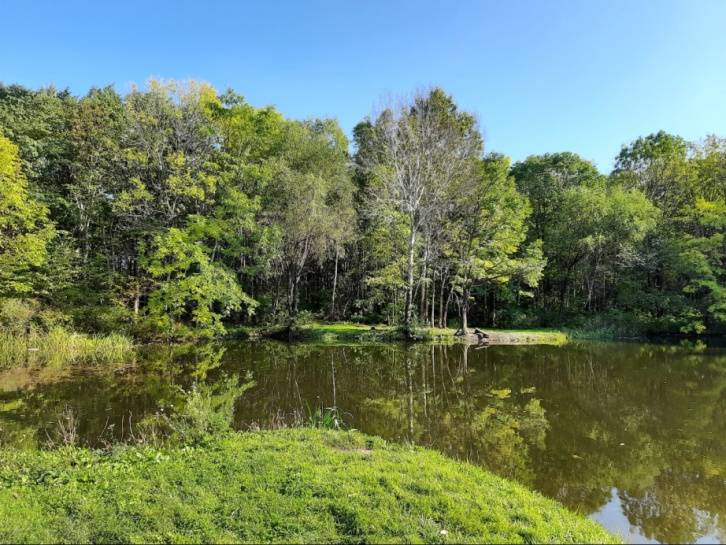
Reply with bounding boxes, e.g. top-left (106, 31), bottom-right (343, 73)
top-left (485, 328), bottom-right (563, 334)
top-left (489, 329), bottom-right (568, 345)
top-left (258, 322), bottom-right (422, 343)
top-left (256, 322), bottom-right (568, 345)
top-left (0, 327), bottom-right (134, 368)
top-left (0, 429), bottom-right (619, 544)
top-left (562, 328), bottom-right (616, 340)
